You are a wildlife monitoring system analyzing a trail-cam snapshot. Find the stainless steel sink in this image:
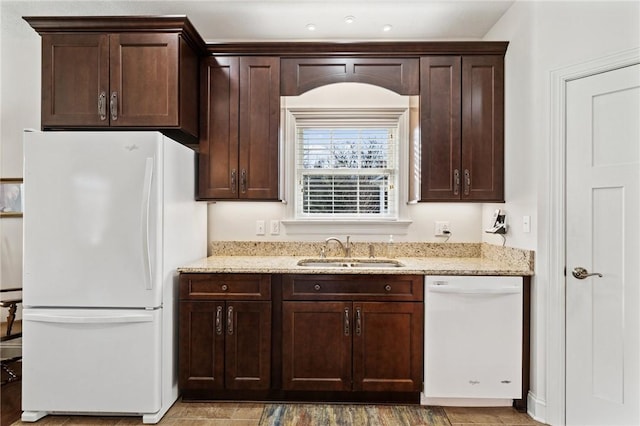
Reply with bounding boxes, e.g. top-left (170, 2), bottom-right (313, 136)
top-left (296, 258), bottom-right (404, 268)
